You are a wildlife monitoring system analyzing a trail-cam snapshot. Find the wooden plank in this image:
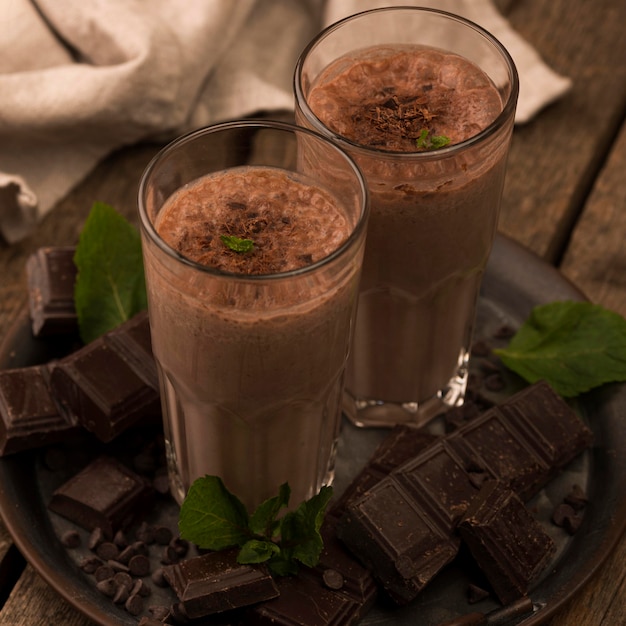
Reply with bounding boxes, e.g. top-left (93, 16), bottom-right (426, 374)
top-left (560, 120), bottom-right (626, 317)
top-left (496, 0), bottom-right (626, 262)
top-left (546, 530), bottom-right (626, 626)
top-left (0, 565), bottom-right (93, 626)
